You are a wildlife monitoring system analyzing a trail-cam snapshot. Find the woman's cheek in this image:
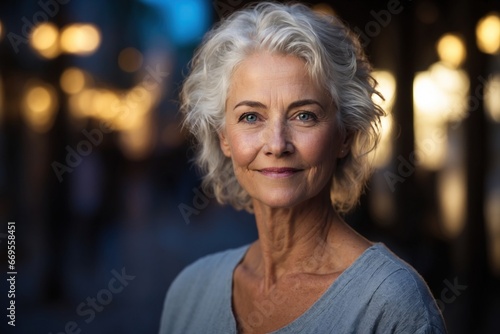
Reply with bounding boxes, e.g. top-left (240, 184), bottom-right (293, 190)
top-left (230, 131), bottom-right (260, 167)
